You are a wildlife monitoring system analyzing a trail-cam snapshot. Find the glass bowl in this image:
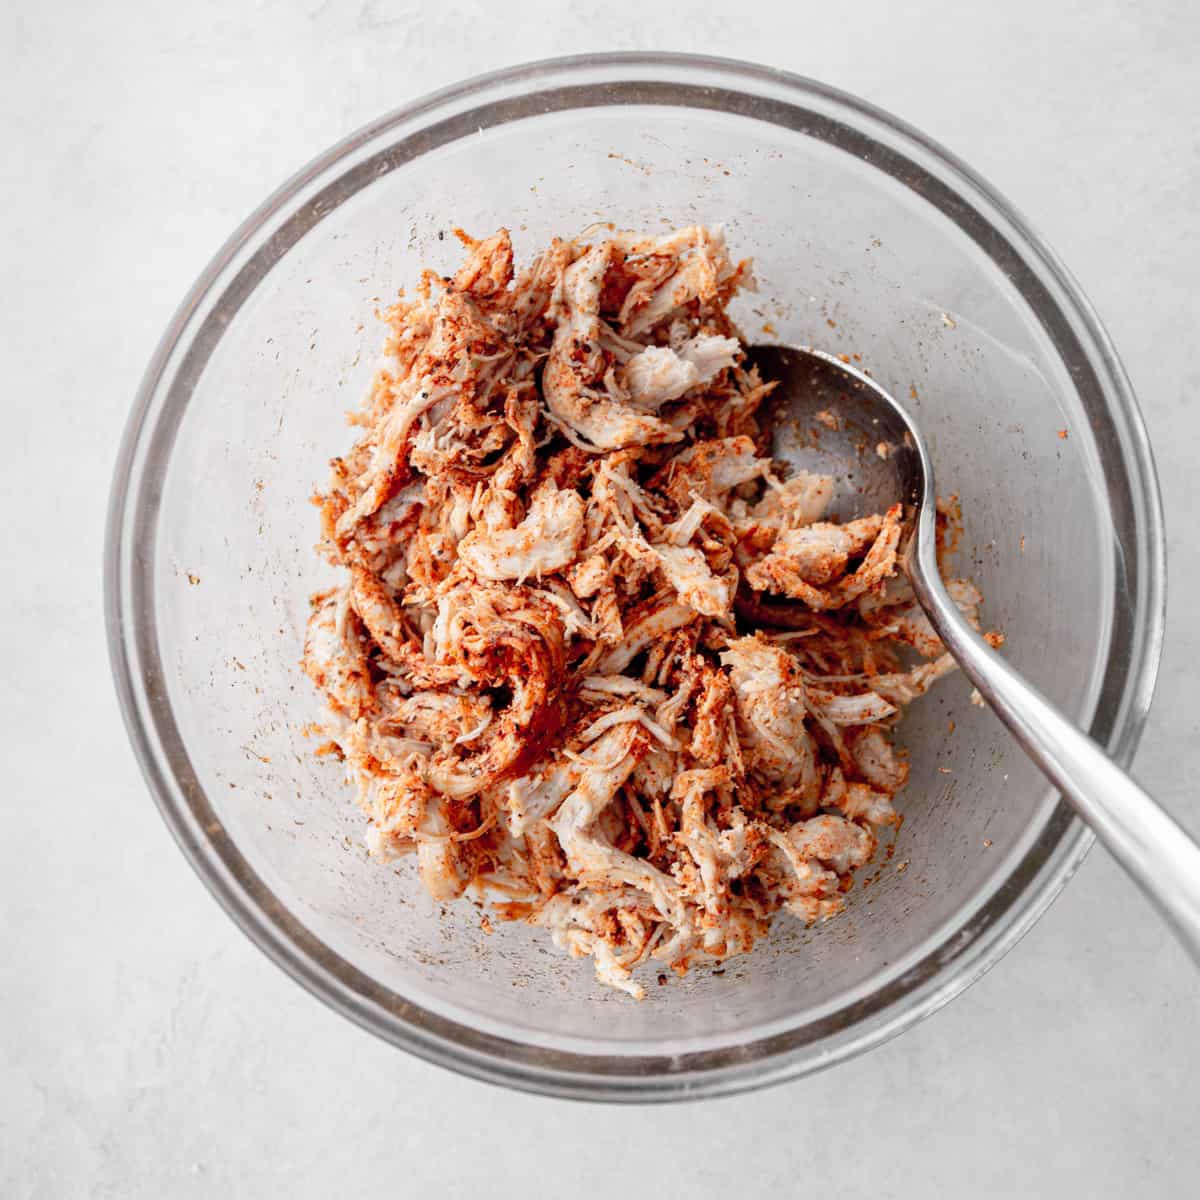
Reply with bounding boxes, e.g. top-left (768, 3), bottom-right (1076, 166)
top-left (105, 53), bottom-right (1165, 1101)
